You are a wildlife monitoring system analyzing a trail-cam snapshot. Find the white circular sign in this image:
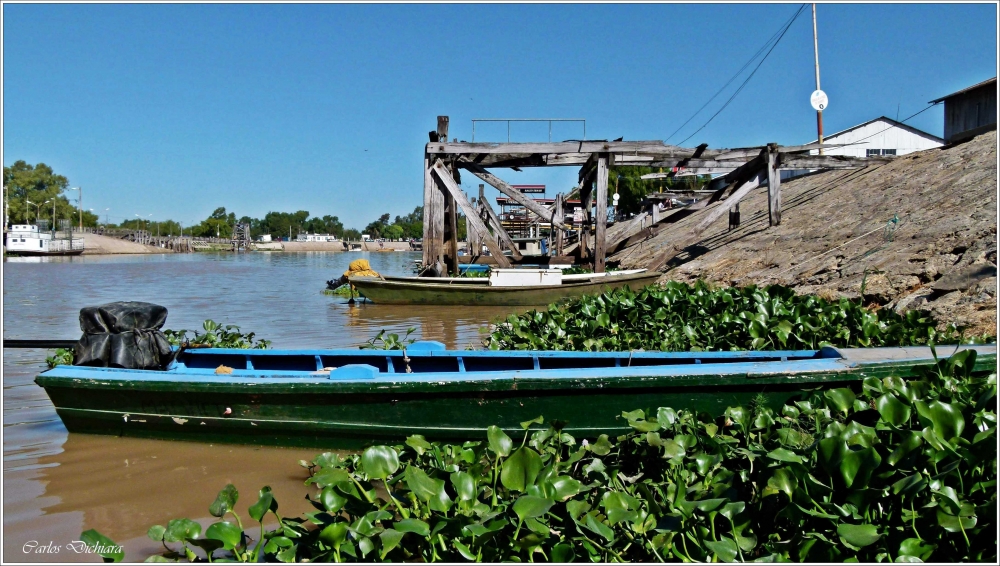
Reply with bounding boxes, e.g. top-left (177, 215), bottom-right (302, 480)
top-left (810, 89), bottom-right (829, 111)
